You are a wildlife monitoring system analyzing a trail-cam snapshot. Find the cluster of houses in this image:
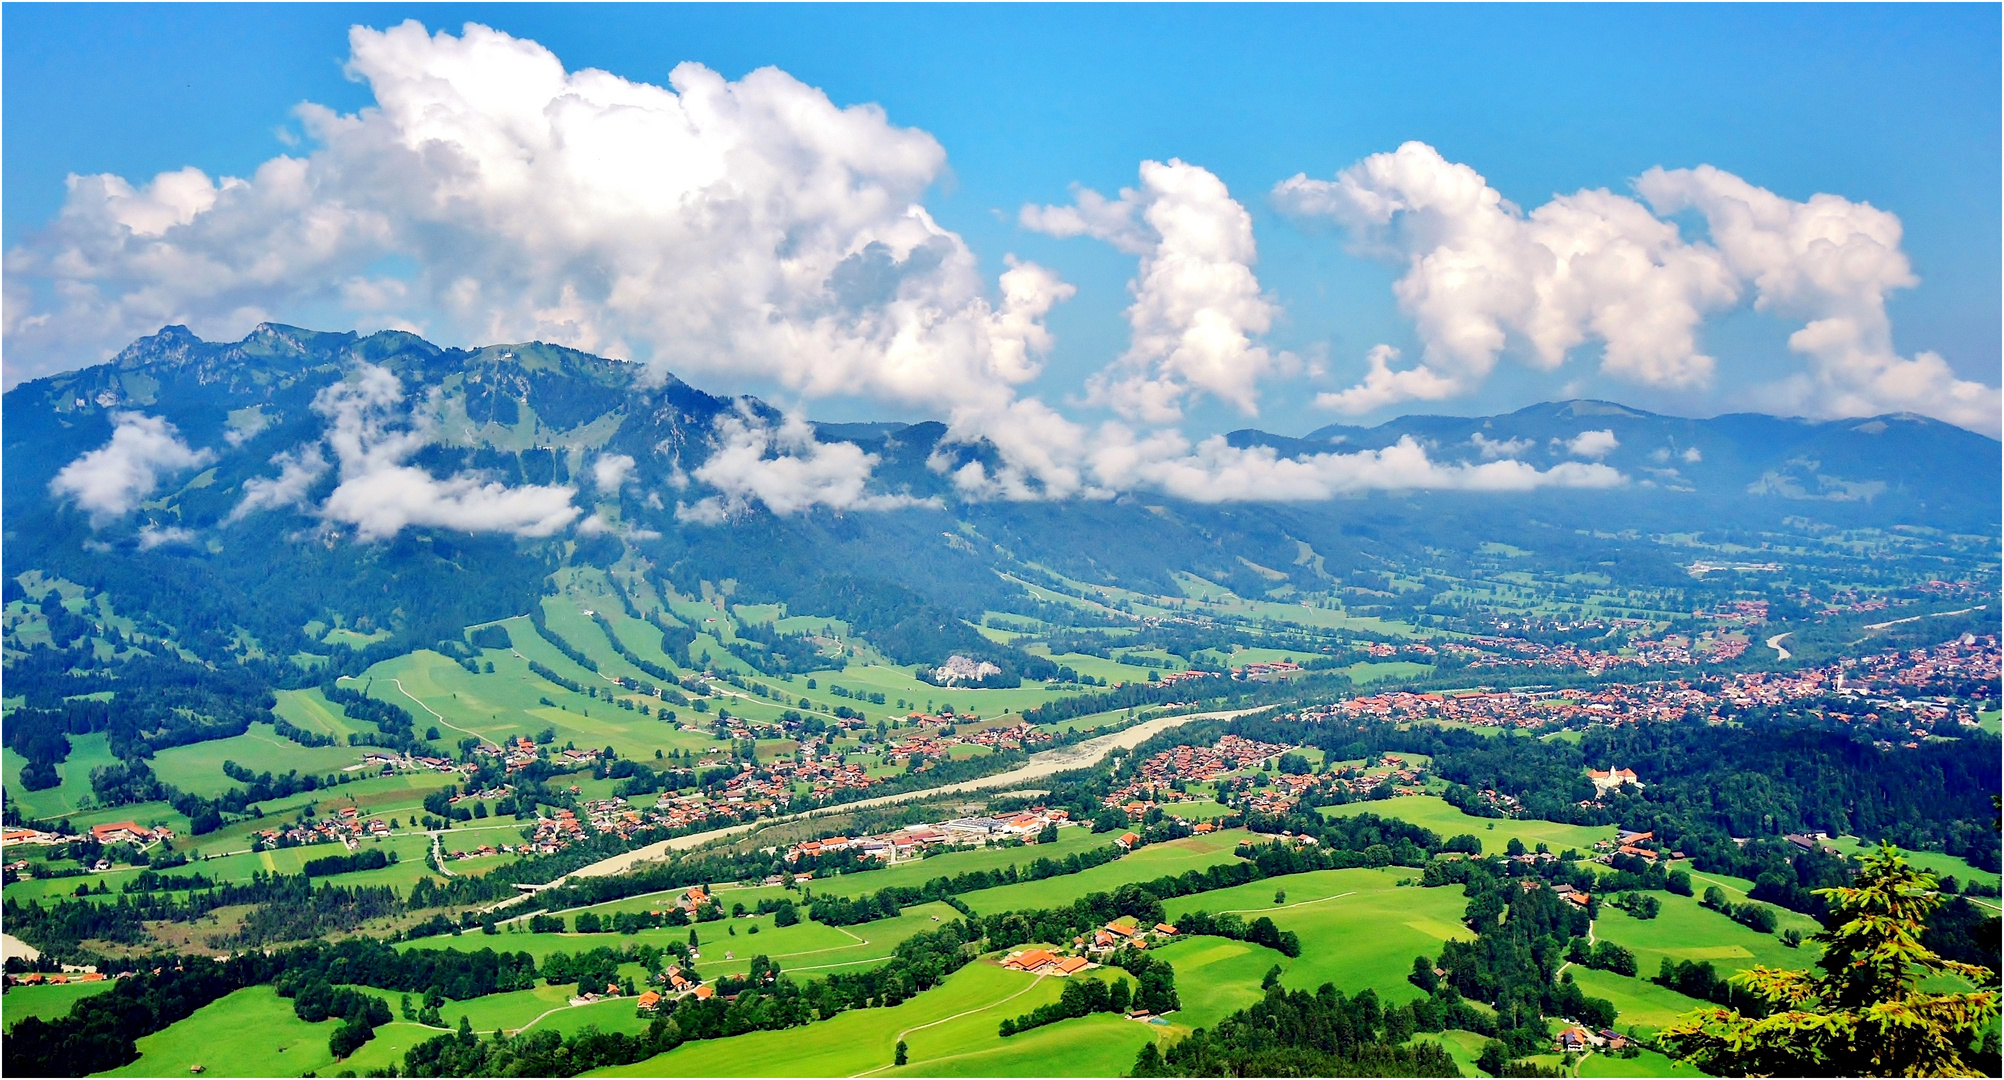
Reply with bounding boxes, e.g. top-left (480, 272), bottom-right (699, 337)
top-left (1104, 735), bottom-right (1293, 809)
top-left (783, 808), bottom-right (1074, 864)
top-left (2, 970), bottom-right (117, 987)
top-left (254, 805), bottom-right (390, 850)
top-left (995, 917), bottom-right (1181, 978)
top-left (1556, 1025), bottom-right (1633, 1053)
top-left (1438, 628), bottom-right (1747, 674)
